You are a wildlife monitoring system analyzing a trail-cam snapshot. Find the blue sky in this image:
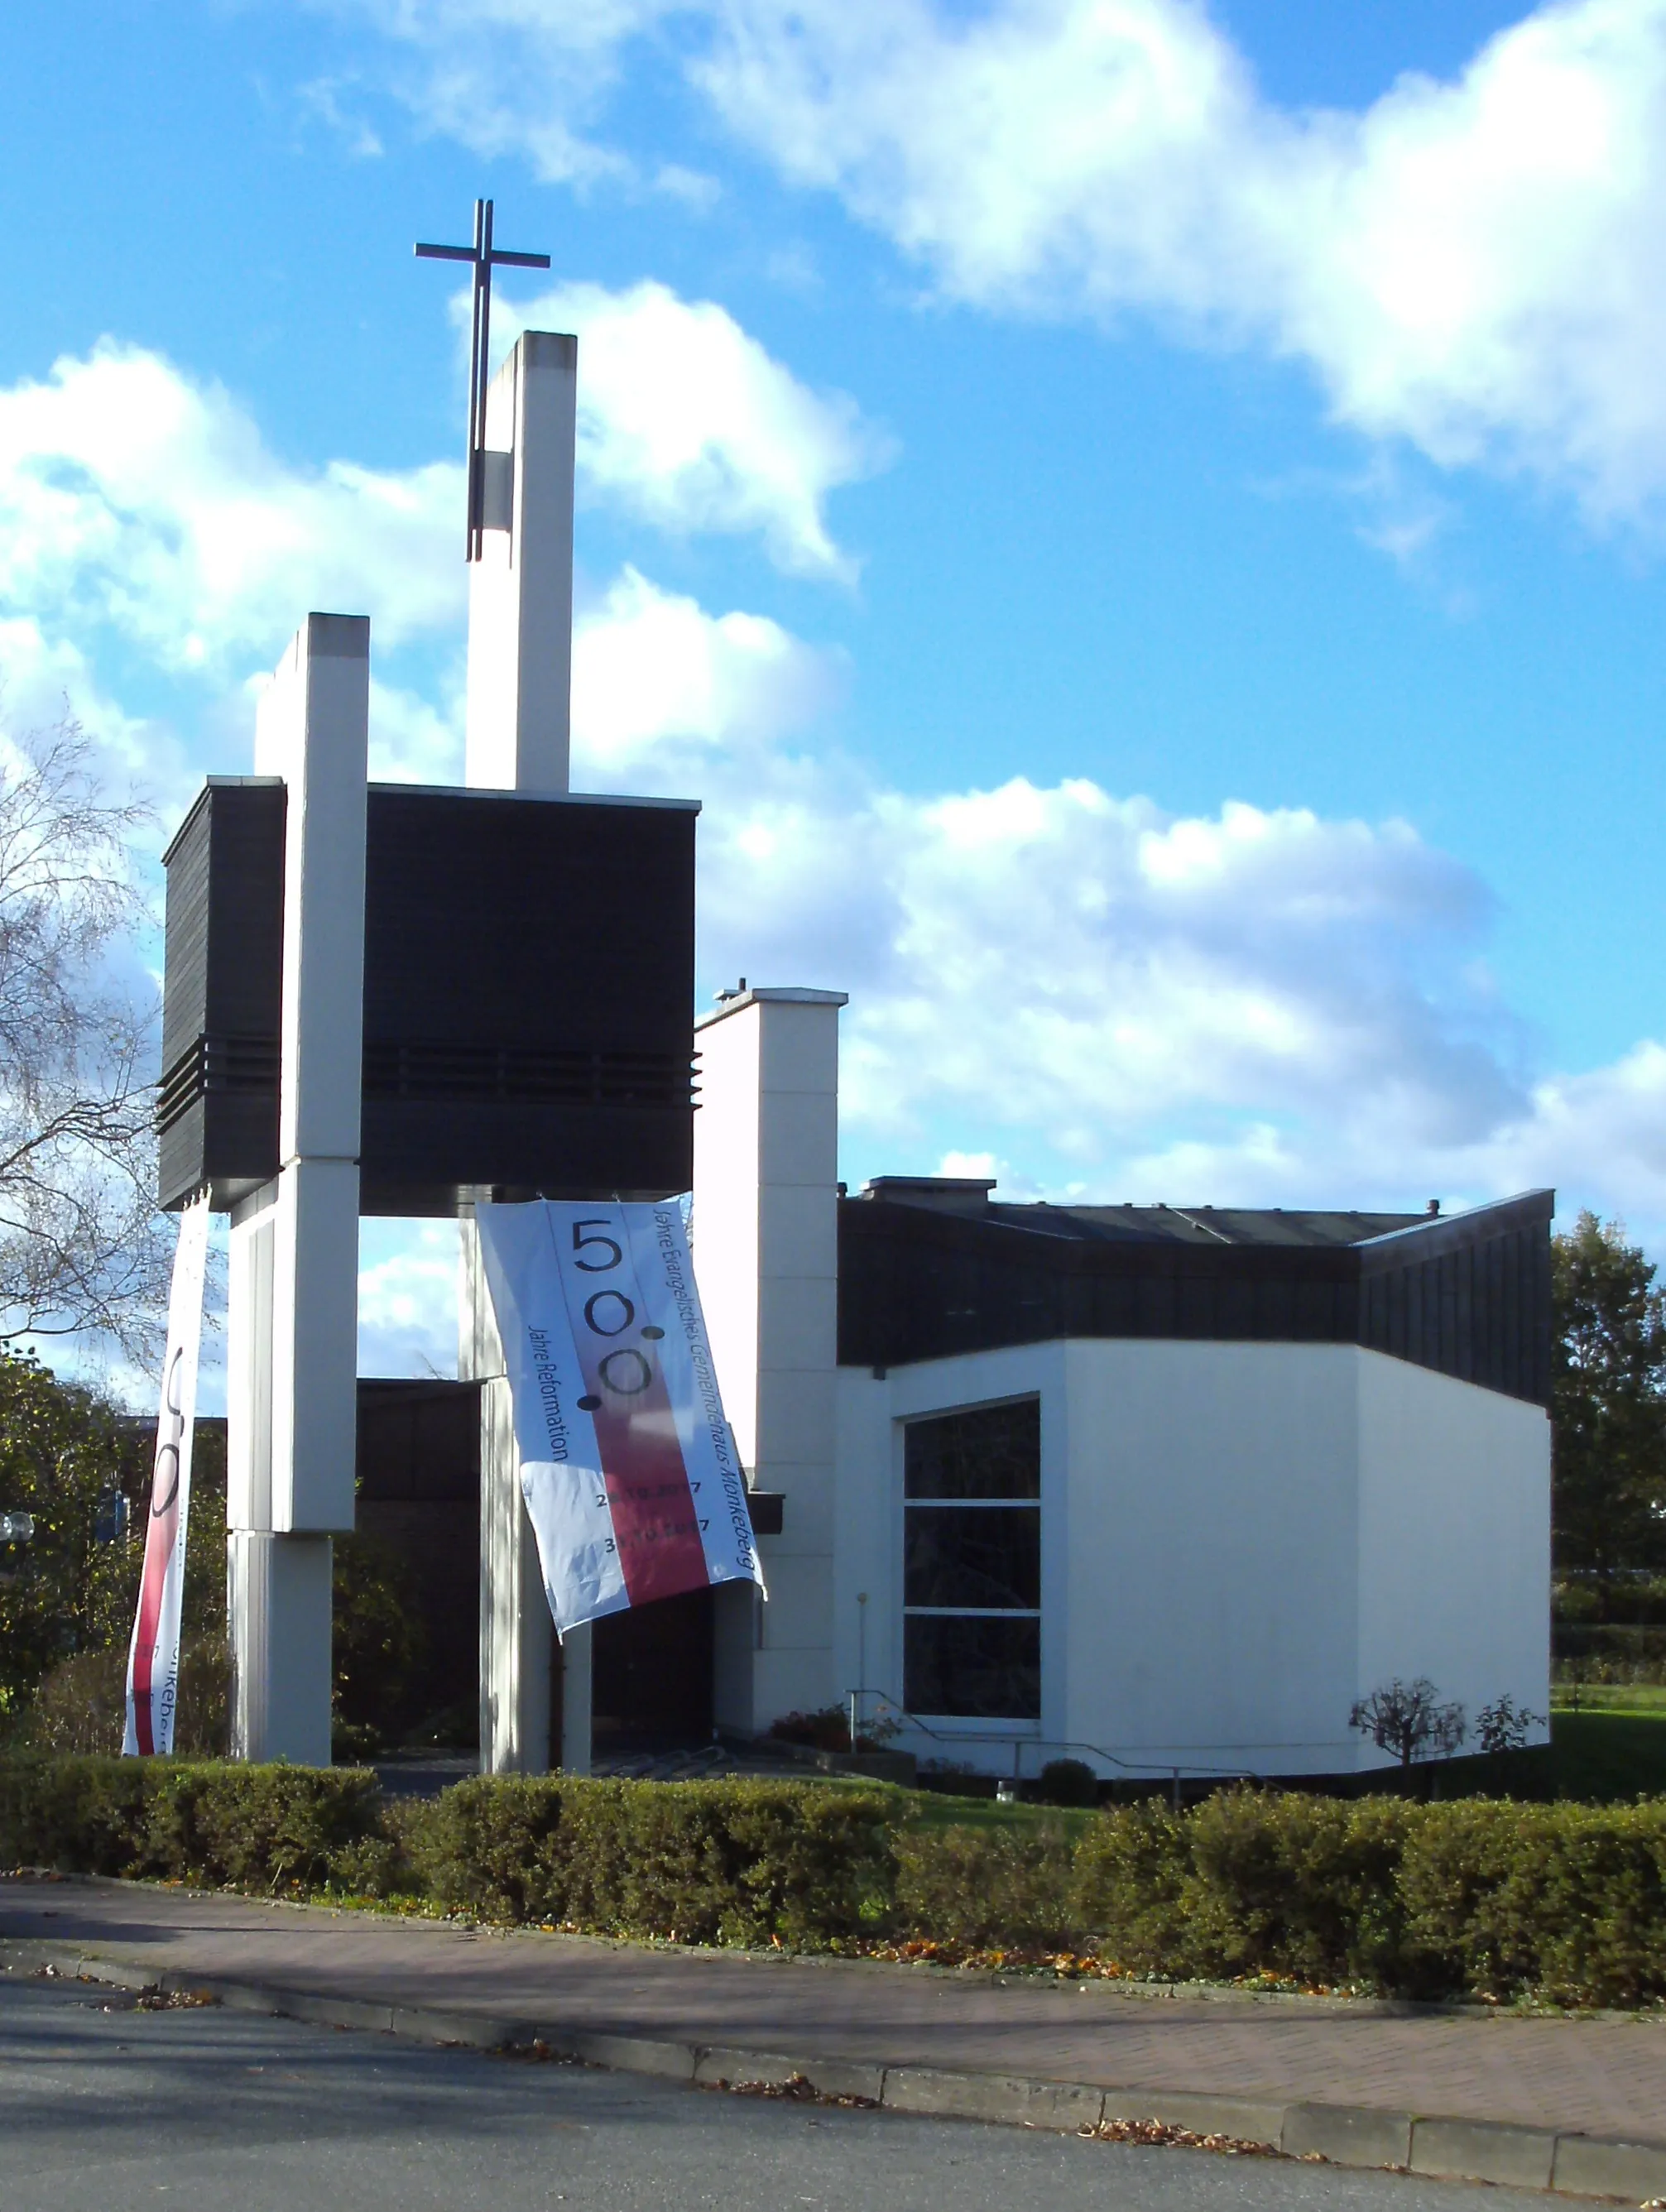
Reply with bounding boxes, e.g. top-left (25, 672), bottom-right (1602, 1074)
top-left (4, 0), bottom-right (1666, 1382)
